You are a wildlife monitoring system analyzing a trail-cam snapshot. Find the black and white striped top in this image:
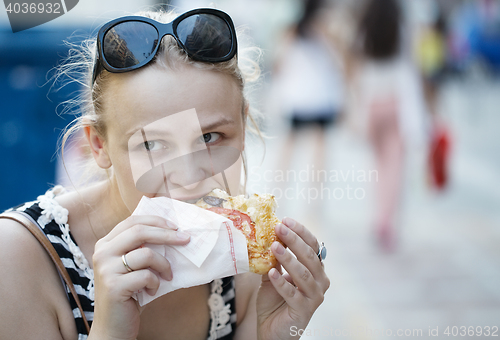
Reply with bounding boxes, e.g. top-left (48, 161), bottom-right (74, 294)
top-left (8, 186), bottom-right (237, 340)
